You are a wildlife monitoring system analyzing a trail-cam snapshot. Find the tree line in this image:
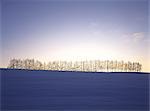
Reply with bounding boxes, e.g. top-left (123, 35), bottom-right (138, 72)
top-left (8, 59), bottom-right (142, 72)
